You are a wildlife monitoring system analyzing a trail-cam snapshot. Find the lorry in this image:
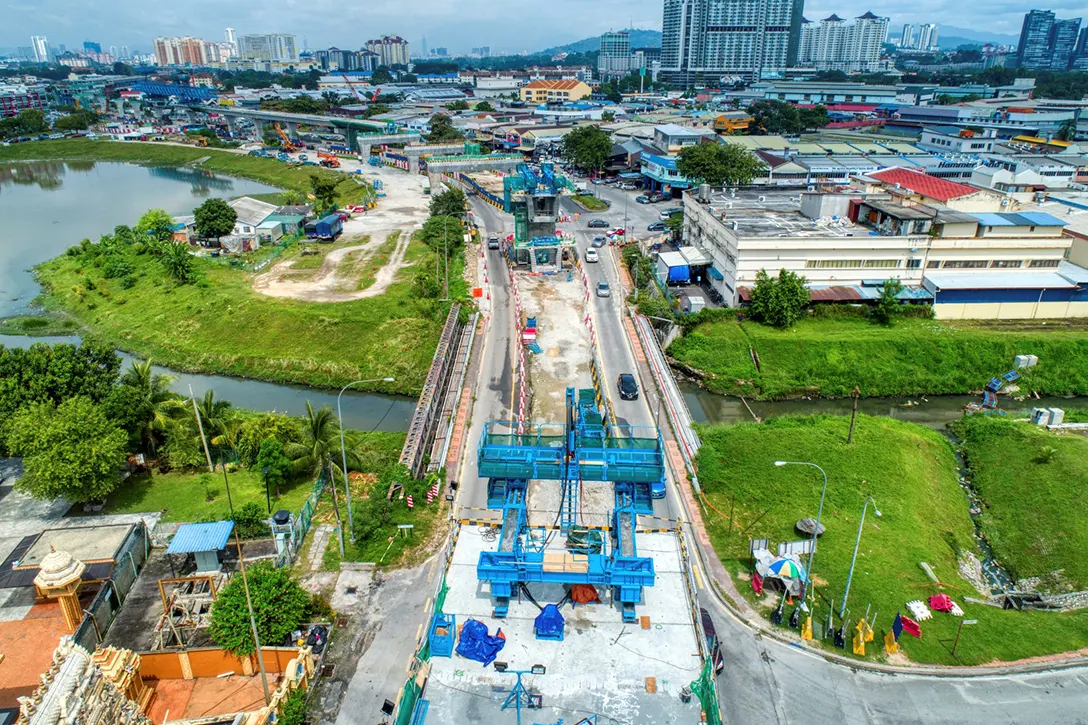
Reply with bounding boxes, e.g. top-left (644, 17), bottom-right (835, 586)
top-left (305, 213), bottom-right (344, 241)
